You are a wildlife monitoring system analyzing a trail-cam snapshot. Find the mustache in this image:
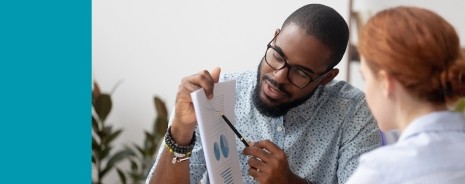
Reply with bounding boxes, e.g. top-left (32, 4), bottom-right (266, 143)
top-left (263, 74), bottom-right (291, 97)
